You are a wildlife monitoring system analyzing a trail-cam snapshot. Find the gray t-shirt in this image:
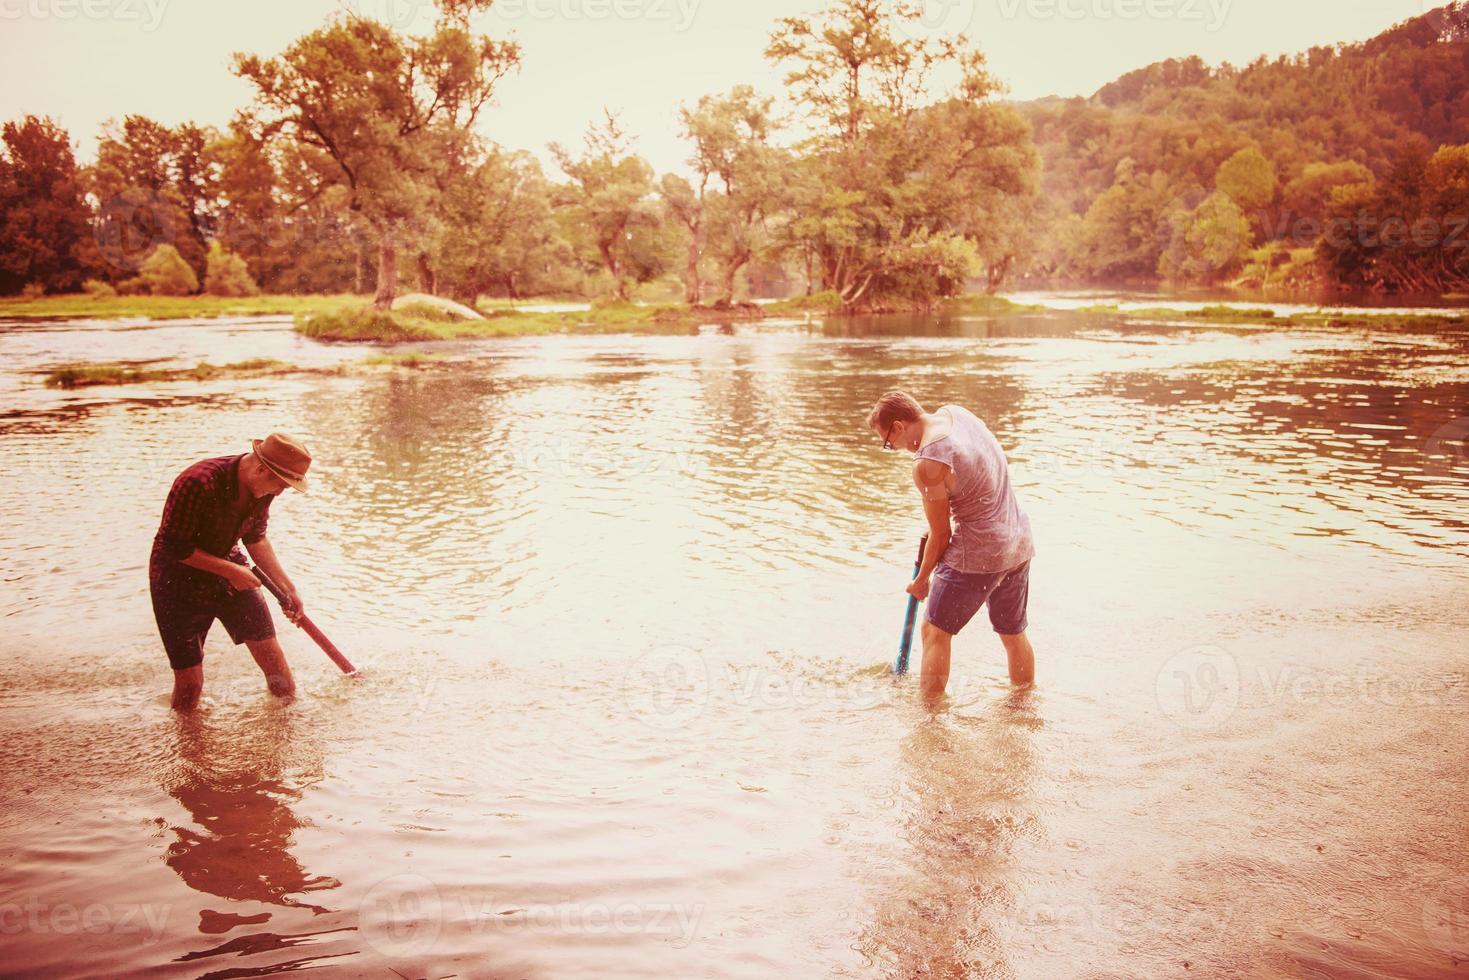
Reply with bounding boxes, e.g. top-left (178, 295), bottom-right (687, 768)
top-left (915, 405), bottom-right (1035, 574)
